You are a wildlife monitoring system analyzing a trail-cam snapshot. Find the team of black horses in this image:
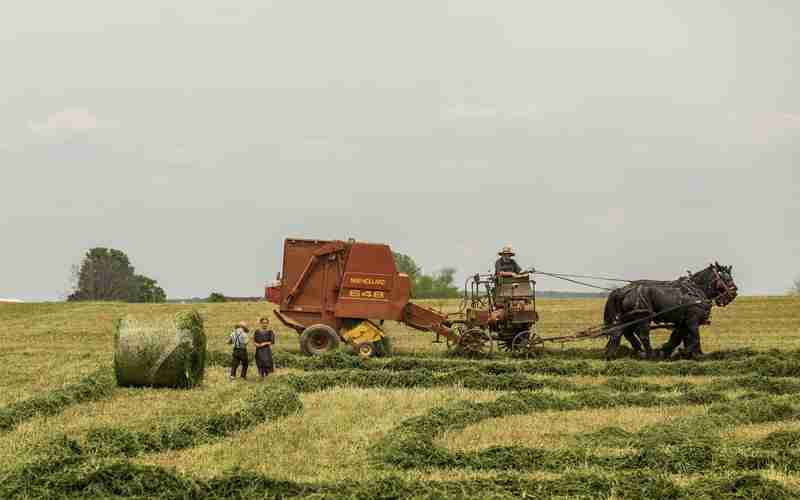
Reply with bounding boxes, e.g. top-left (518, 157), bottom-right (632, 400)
top-left (602, 262), bottom-right (738, 360)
